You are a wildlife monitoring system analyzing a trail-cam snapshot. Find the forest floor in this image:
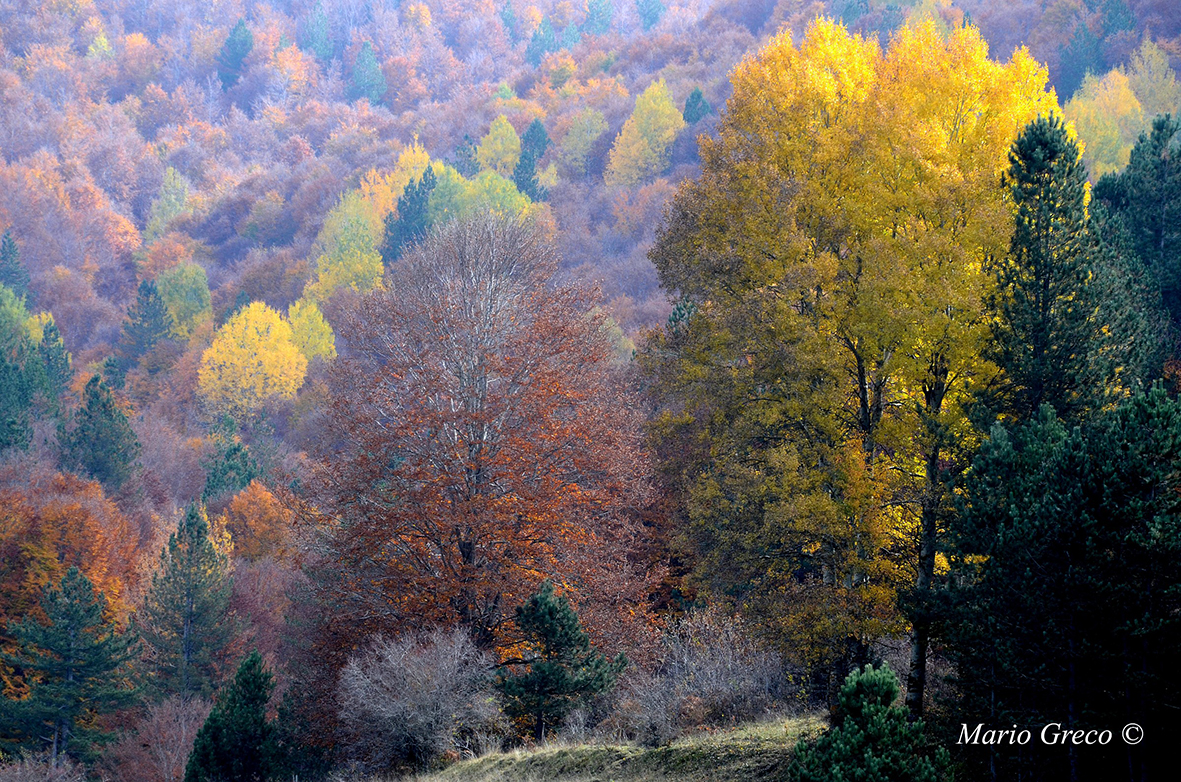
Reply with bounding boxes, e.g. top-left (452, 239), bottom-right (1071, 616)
top-left (405, 714), bottom-right (826, 782)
